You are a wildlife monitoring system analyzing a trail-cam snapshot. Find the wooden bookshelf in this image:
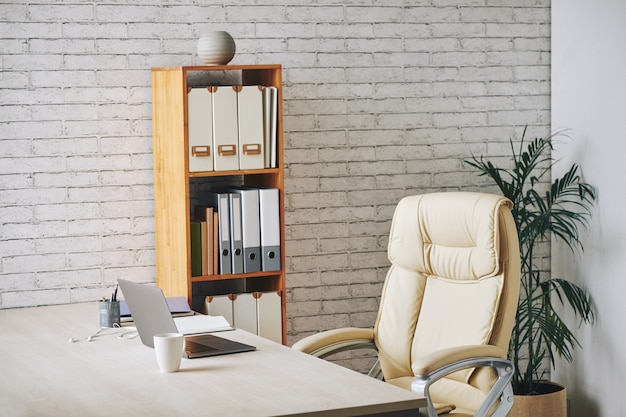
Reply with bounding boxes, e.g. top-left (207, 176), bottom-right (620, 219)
top-left (151, 65), bottom-right (285, 343)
